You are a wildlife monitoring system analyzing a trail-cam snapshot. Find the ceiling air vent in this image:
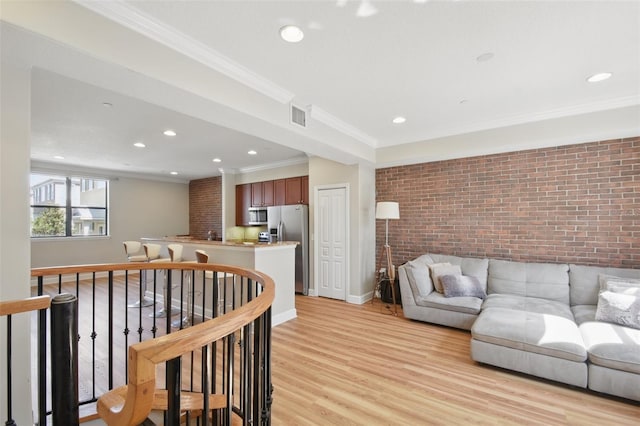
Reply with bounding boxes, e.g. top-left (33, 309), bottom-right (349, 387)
top-left (290, 104), bottom-right (307, 128)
